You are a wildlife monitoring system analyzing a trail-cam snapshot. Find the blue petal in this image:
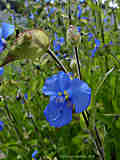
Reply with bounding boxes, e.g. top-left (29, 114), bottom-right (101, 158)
top-left (109, 41), bottom-right (112, 45)
top-left (95, 39), bottom-right (100, 47)
top-left (29, 13), bottom-right (34, 19)
top-left (0, 39), bottom-right (4, 53)
top-left (42, 74), bottom-right (61, 96)
top-left (54, 44), bottom-right (61, 52)
top-left (53, 40), bottom-right (56, 47)
top-left (77, 10), bottom-right (82, 19)
top-left (0, 121), bottom-right (4, 131)
top-left (56, 53), bottom-right (60, 57)
top-left (1, 23), bottom-right (15, 39)
top-left (70, 79), bottom-right (91, 113)
top-left (58, 71), bottom-right (72, 93)
top-left (77, 26), bottom-right (81, 32)
top-left (77, 5), bottom-right (81, 10)
top-left (48, 7), bottom-right (56, 16)
top-left (42, 72), bottom-right (74, 97)
top-left (44, 97), bottom-right (72, 127)
top-left (88, 32), bottom-right (93, 41)
top-left (24, 93), bottom-right (28, 100)
top-left (59, 37), bottom-right (64, 44)
top-left (0, 67), bottom-right (4, 75)
top-left (91, 48), bottom-right (97, 57)
top-left (54, 32), bottom-right (59, 41)
top-left (32, 150), bottom-right (38, 158)
top-left (51, 19), bottom-right (55, 23)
